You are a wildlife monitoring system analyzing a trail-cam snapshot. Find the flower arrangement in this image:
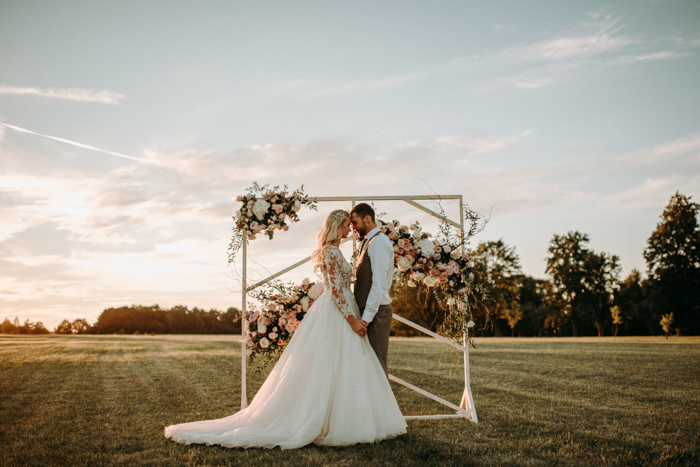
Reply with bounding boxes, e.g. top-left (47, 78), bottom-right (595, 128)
top-left (245, 278), bottom-right (325, 363)
top-left (228, 183), bottom-right (317, 263)
top-left (380, 219), bottom-right (482, 344)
